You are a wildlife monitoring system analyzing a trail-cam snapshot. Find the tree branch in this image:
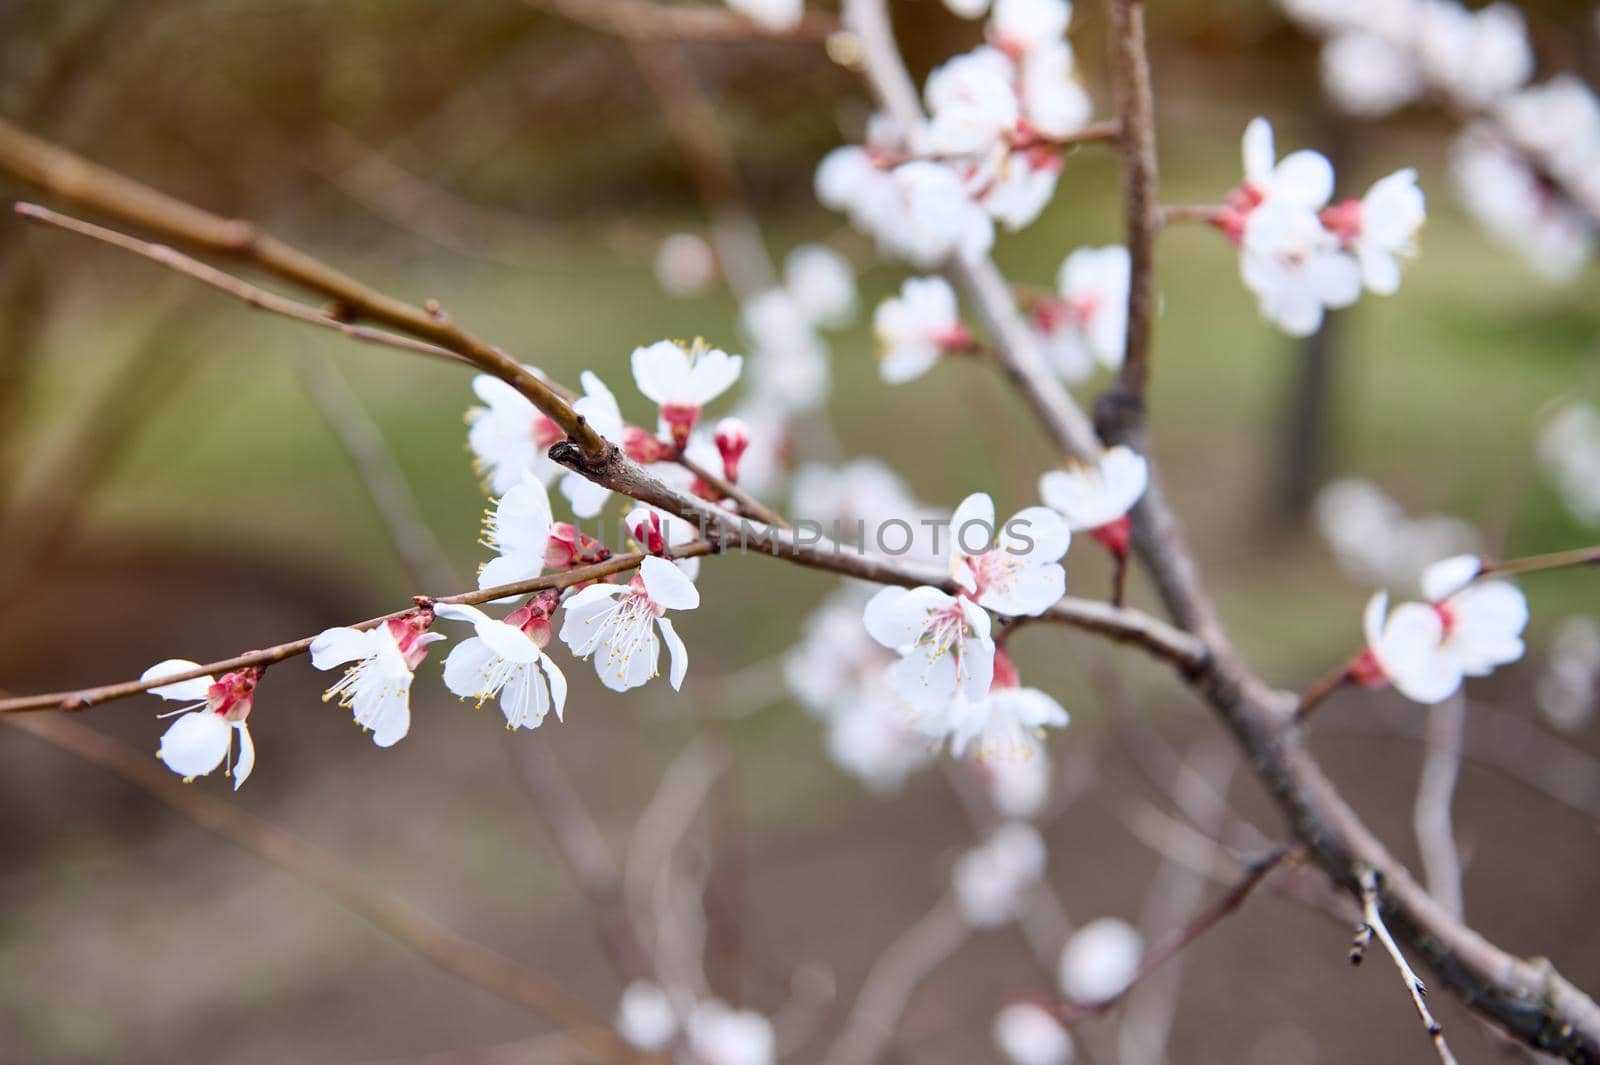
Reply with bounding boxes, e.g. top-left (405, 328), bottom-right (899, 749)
top-left (0, 118), bottom-right (605, 460)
